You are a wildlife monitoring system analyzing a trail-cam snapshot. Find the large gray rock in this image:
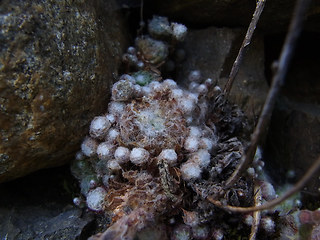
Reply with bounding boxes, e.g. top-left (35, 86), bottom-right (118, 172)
top-left (0, 0), bottom-right (128, 182)
top-left (177, 26), bottom-right (268, 121)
